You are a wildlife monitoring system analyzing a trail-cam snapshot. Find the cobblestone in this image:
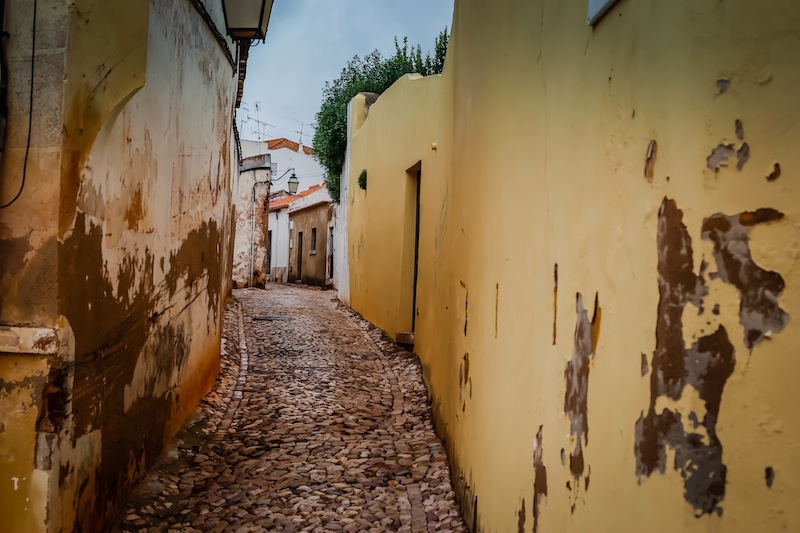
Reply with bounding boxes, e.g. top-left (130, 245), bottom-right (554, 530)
top-left (113, 285), bottom-right (466, 532)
